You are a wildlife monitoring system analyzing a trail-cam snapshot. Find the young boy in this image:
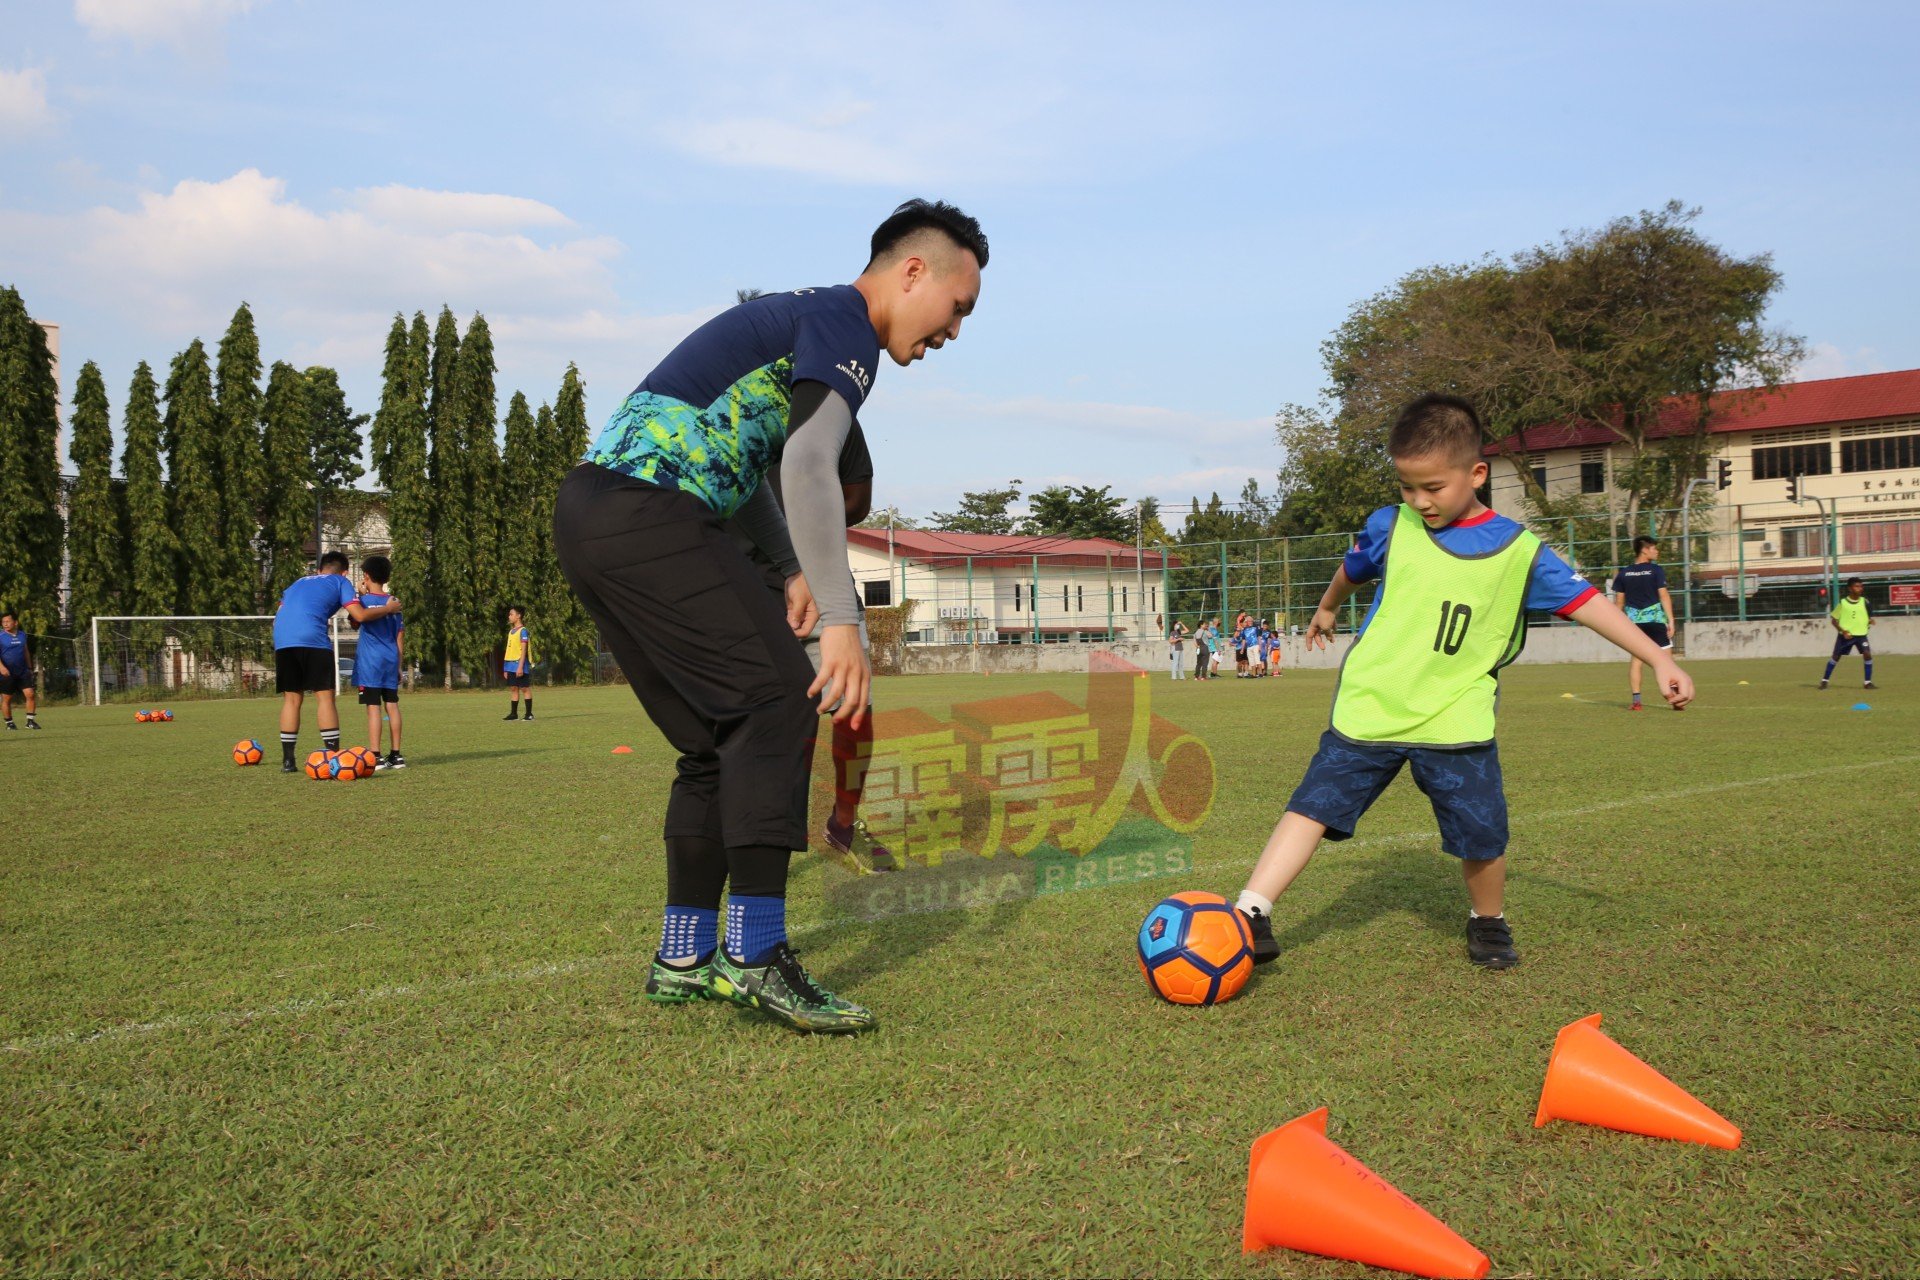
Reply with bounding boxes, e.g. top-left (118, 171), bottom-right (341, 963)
top-left (1821, 577), bottom-right (1875, 690)
top-left (1611, 536), bottom-right (1676, 710)
top-left (503, 606), bottom-right (533, 720)
top-left (1209, 620), bottom-right (1225, 677)
top-left (552, 198), bottom-right (986, 1033)
top-left (1232, 395), bottom-right (1694, 971)
top-left (272, 551), bottom-right (403, 772)
top-left (0, 611), bottom-right (40, 730)
top-left (351, 555), bottom-right (406, 769)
